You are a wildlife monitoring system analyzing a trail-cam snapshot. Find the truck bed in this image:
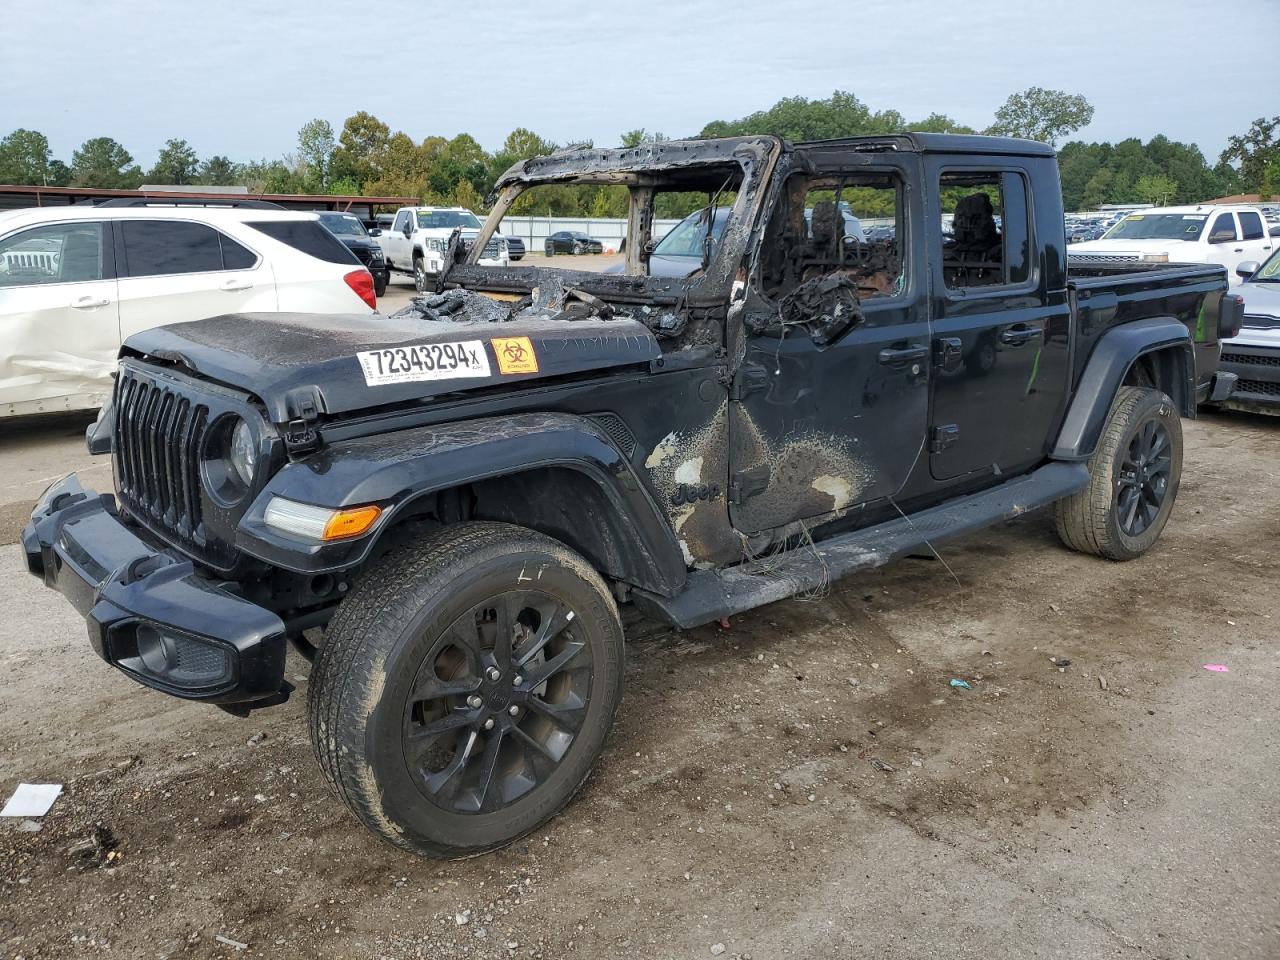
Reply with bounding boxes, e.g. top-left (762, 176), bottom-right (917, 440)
top-left (1066, 258), bottom-right (1229, 391)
